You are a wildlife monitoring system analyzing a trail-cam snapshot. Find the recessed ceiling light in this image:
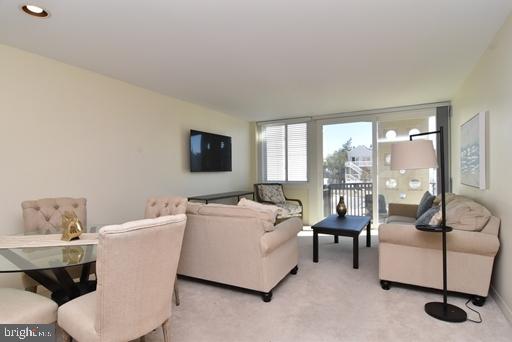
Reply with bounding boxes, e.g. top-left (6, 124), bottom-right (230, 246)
top-left (21, 4), bottom-right (49, 17)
